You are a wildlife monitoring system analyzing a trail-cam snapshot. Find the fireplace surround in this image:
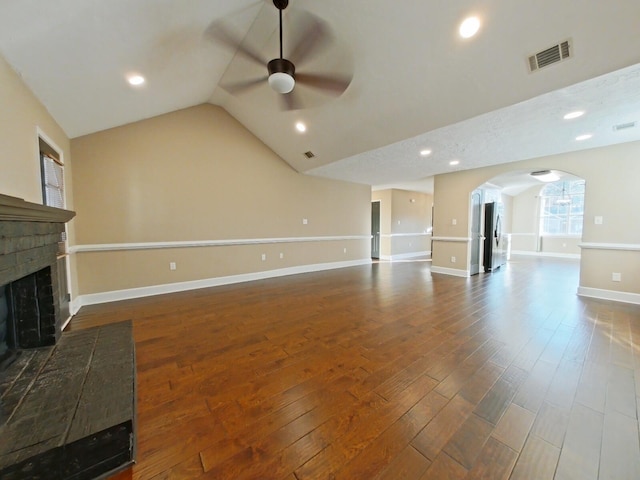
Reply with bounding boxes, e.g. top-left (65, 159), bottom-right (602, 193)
top-left (0, 194), bottom-right (72, 362)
